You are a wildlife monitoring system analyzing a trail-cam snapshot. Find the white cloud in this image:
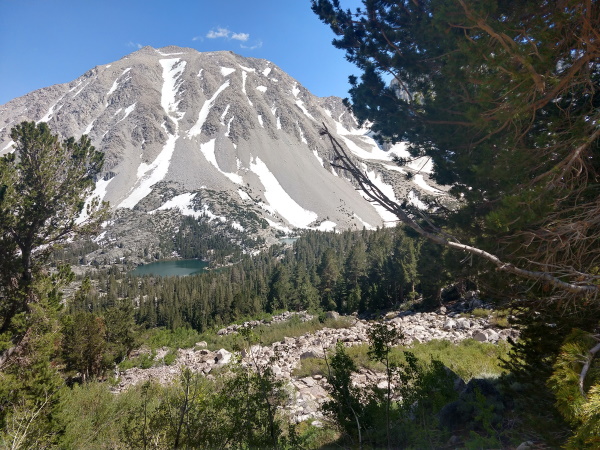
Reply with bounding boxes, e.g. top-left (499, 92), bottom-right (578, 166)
top-left (231, 32), bottom-right (249, 42)
top-left (206, 28), bottom-right (257, 47)
top-left (127, 41), bottom-right (143, 49)
top-left (241, 40), bottom-right (263, 50)
top-left (207, 27), bottom-right (231, 39)
top-left (192, 35), bottom-right (204, 42)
